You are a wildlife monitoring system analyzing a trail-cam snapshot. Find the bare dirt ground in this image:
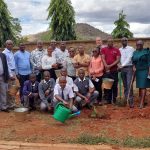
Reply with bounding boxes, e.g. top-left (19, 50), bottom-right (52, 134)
top-left (0, 87), bottom-right (150, 150)
top-left (0, 98), bottom-right (150, 144)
